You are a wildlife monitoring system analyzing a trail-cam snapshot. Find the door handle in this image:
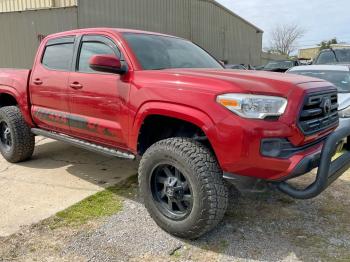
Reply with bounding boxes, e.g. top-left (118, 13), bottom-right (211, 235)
top-left (33, 79), bottom-right (43, 85)
top-left (70, 82), bottom-right (83, 90)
